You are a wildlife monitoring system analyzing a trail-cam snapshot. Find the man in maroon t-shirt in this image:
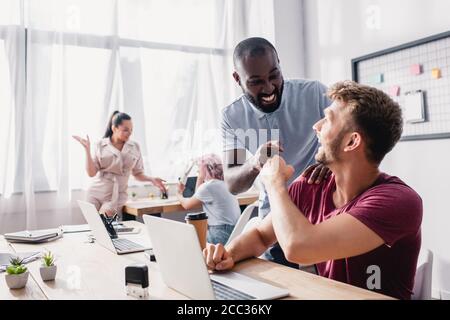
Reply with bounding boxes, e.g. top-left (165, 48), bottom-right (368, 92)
top-left (203, 81), bottom-right (422, 299)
